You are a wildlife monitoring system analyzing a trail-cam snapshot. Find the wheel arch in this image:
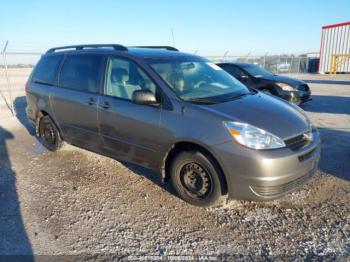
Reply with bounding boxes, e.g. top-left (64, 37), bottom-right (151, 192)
top-left (35, 110), bottom-right (62, 137)
top-left (34, 110), bottom-right (48, 136)
top-left (162, 141), bottom-right (228, 195)
top-left (258, 84), bottom-right (278, 95)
